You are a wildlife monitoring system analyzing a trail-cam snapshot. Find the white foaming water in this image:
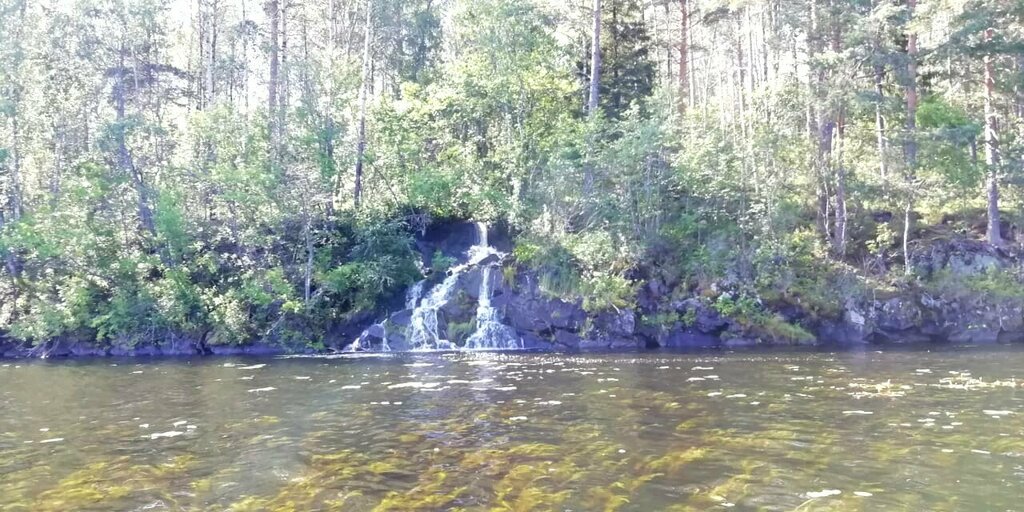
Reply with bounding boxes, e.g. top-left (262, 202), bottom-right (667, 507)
top-left (351, 320), bottom-right (390, 352)
top-left (379, 322), bottom-right (391, 352)
top-left (351, 280), bottom-right (425, 352)
top-left (404, 222), bottom-right (521, 351)
top-left (464, 265), bottom-right (522, 350)
top-left (407, 272), bottom-right (462, 350)
top-left (406, 280), bottom-right (425, 309)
